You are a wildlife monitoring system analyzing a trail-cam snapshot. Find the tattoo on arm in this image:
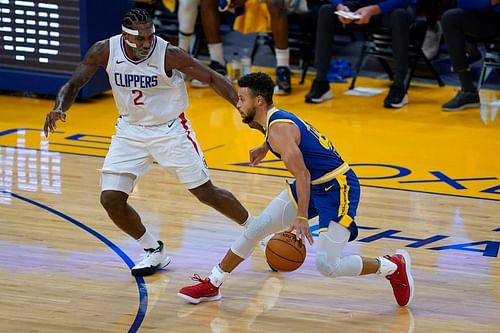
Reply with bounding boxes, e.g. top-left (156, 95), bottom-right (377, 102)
top-left (54, 40), bottom-right (107, 111)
